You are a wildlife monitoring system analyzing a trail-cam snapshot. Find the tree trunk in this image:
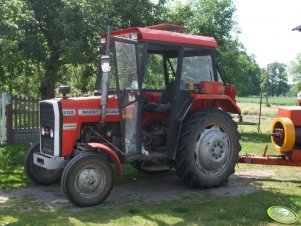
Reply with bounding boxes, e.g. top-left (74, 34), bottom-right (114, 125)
top-left (40, 50), bottom-right (60, 100)
top-left (40, 80), bottom-right (55, 100)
